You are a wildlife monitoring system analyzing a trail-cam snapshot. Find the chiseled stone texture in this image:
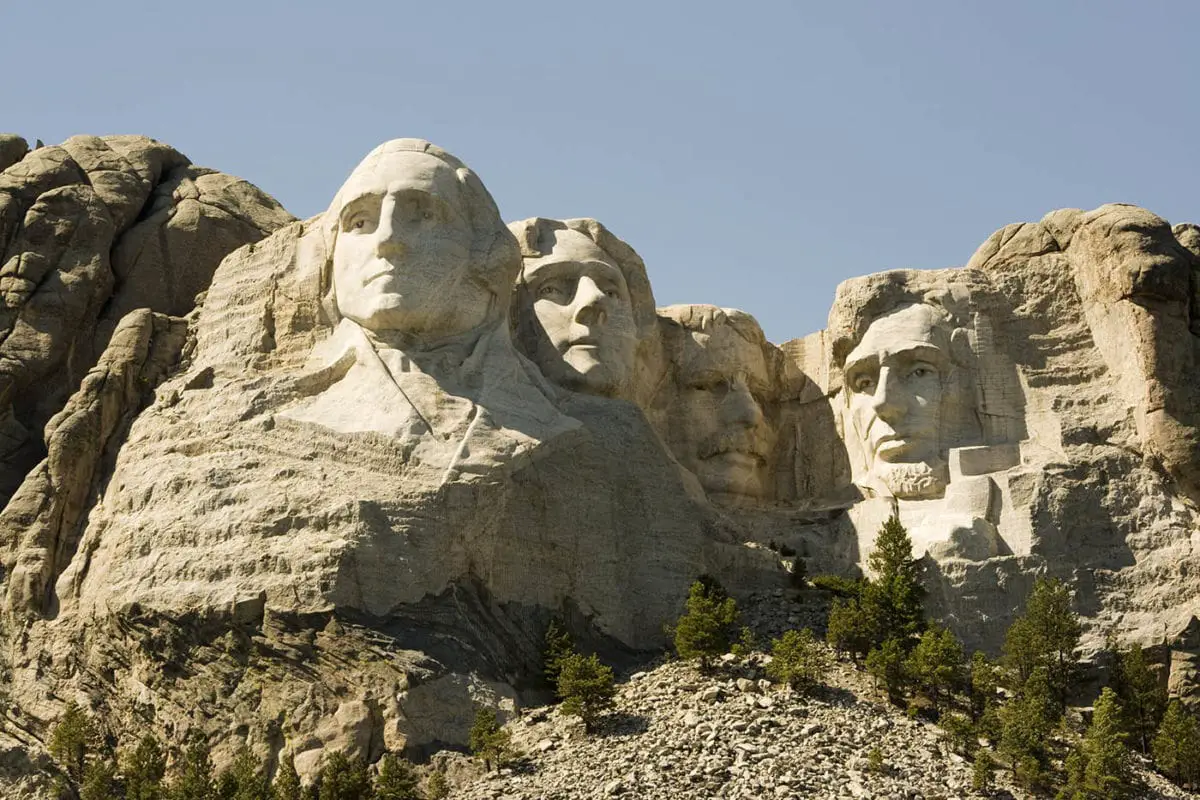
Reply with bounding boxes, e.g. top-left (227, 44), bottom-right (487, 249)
top-left (0, 134), bottom-right (293, 506)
